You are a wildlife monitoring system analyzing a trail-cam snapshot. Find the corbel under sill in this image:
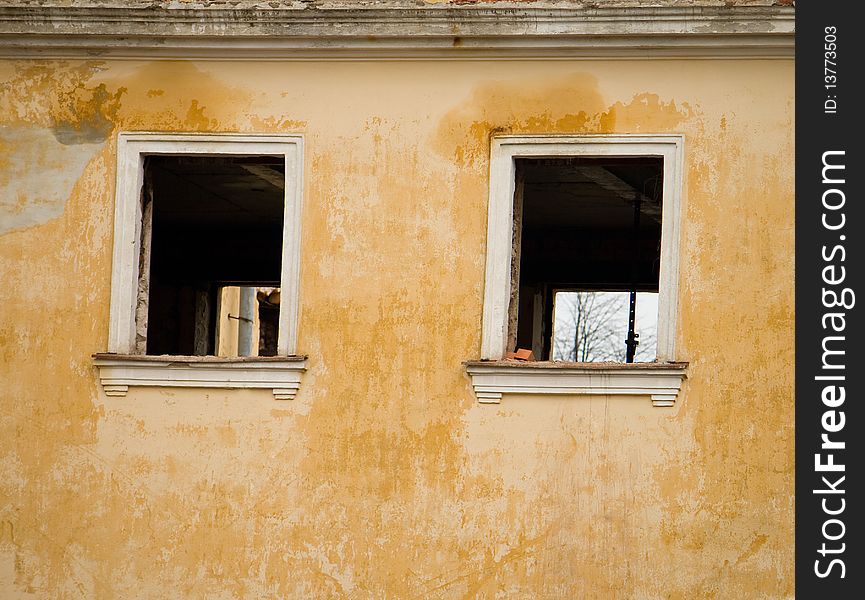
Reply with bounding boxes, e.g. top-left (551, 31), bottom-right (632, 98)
top-left (465, 360), bottom-right (688, 407)
top-left (93, 353), bottom-right (307, 400)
